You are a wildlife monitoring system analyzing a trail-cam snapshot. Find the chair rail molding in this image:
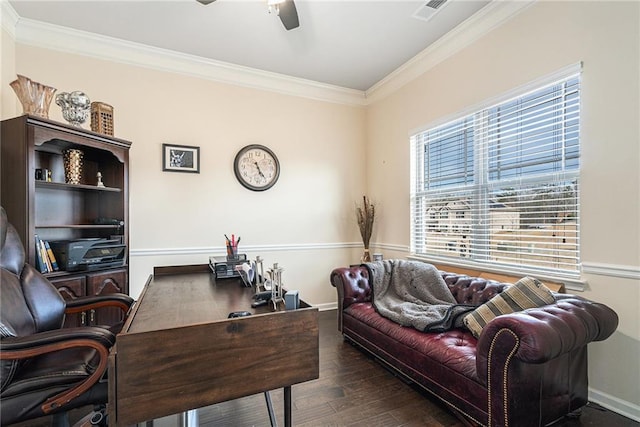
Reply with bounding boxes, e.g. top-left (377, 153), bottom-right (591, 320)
top-left (130, 242), bottom-right (362, 258)
top-left (582, 262), bottom-right (640, 280)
